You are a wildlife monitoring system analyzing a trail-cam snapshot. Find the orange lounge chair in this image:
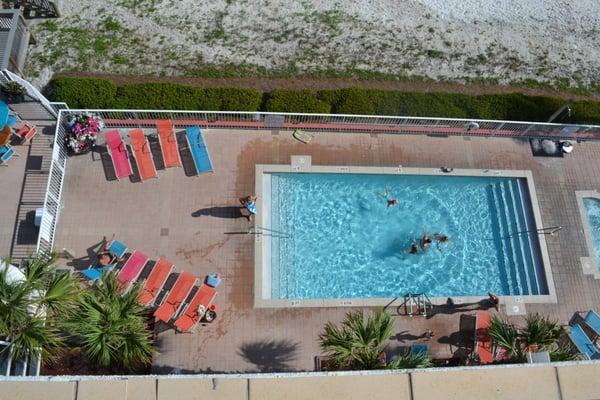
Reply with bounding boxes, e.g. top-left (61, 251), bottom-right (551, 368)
top-left (129, 128), bottom-right (157, 181)
top-left (475, 312), bottom-right (494, 364)
top-left (156, 120), bottom-right (181, 168)
top-left (154, 271), bottom-right (198, 323)
top-left (138, 258), bottom-right (175, 306)
top-left (174, 283), bottom-right (217, 332)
